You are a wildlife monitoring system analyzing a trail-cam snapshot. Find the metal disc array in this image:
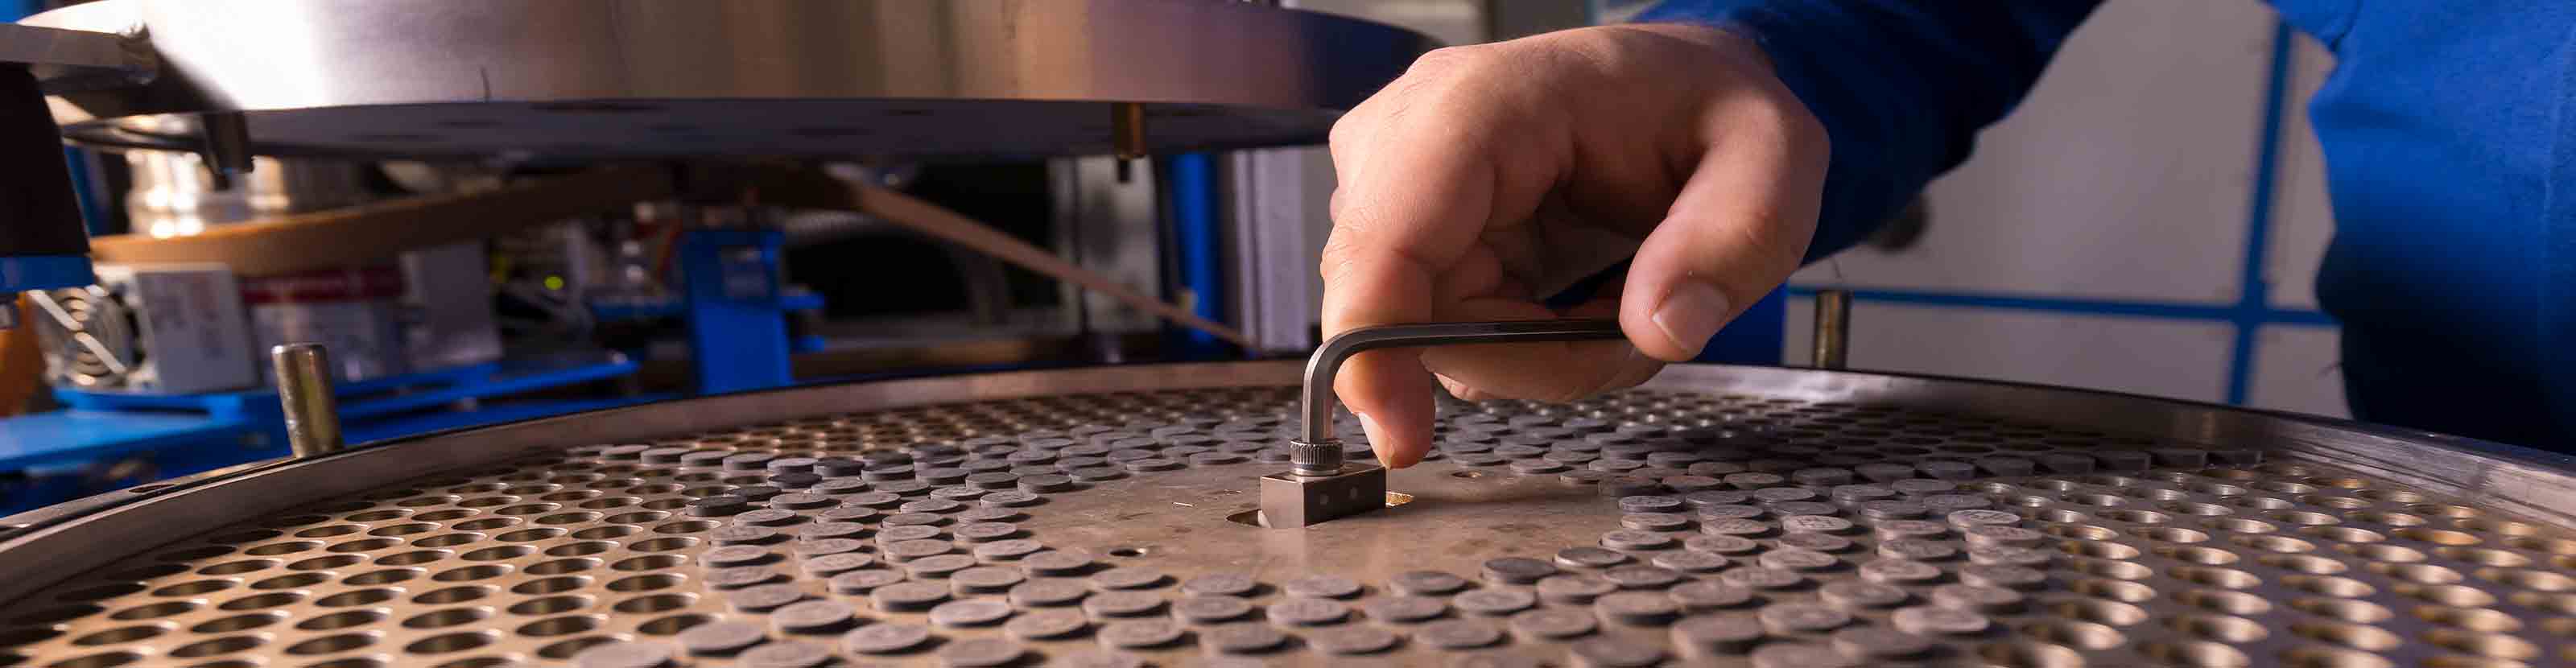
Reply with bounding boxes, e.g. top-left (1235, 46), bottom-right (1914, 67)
top-left (1, 369), bottom-right (2570, 667)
